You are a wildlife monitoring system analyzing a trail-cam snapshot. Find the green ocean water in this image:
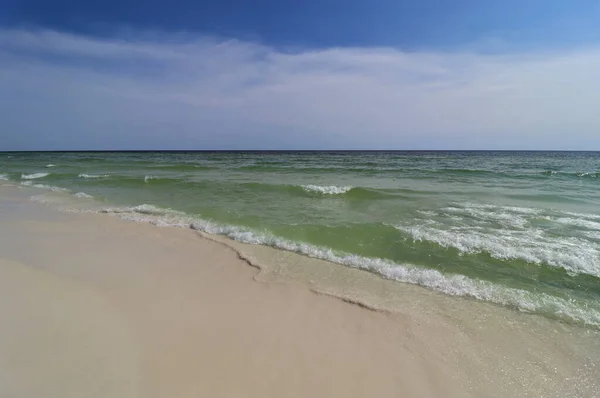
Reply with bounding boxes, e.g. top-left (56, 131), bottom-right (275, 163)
top-left (1, 151), bottom-right (600, 327)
